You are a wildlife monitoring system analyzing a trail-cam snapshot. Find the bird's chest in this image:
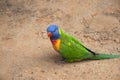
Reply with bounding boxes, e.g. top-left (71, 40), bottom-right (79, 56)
top-left (51, 39), bottom-right (60, 51)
